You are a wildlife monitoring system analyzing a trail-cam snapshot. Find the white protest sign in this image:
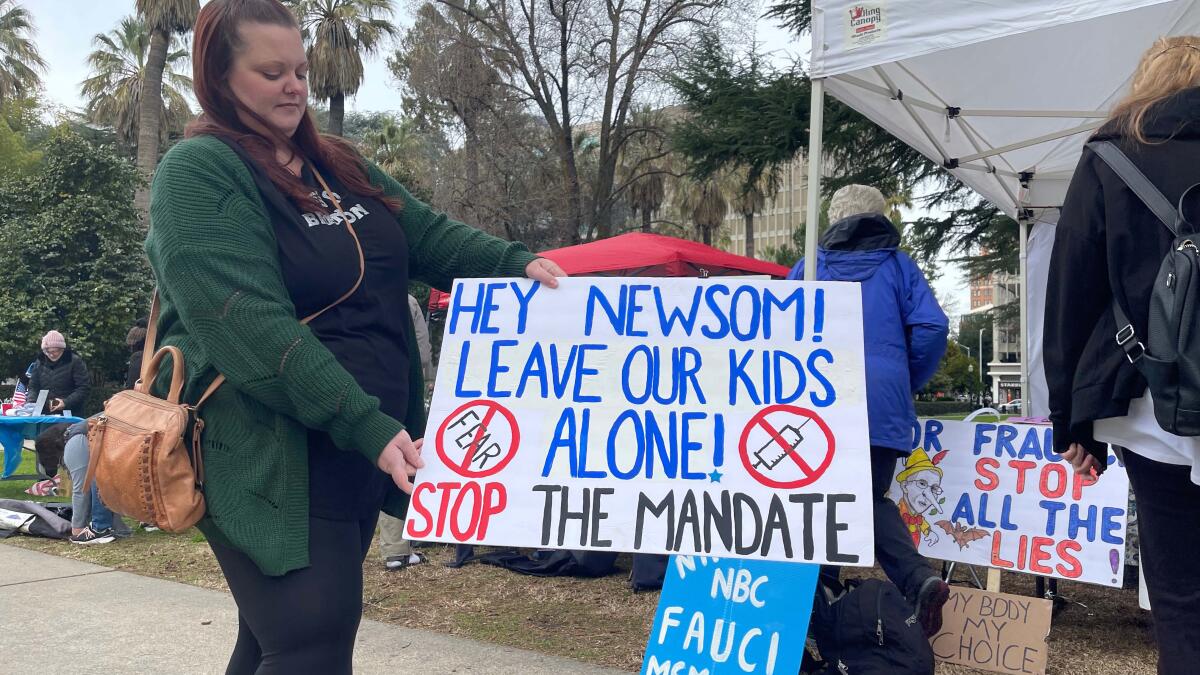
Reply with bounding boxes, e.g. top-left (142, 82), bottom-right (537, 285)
top-left (895, 418), bottom-right (1130, 587)
top-left (406, 277), bottom-right (875, 565)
